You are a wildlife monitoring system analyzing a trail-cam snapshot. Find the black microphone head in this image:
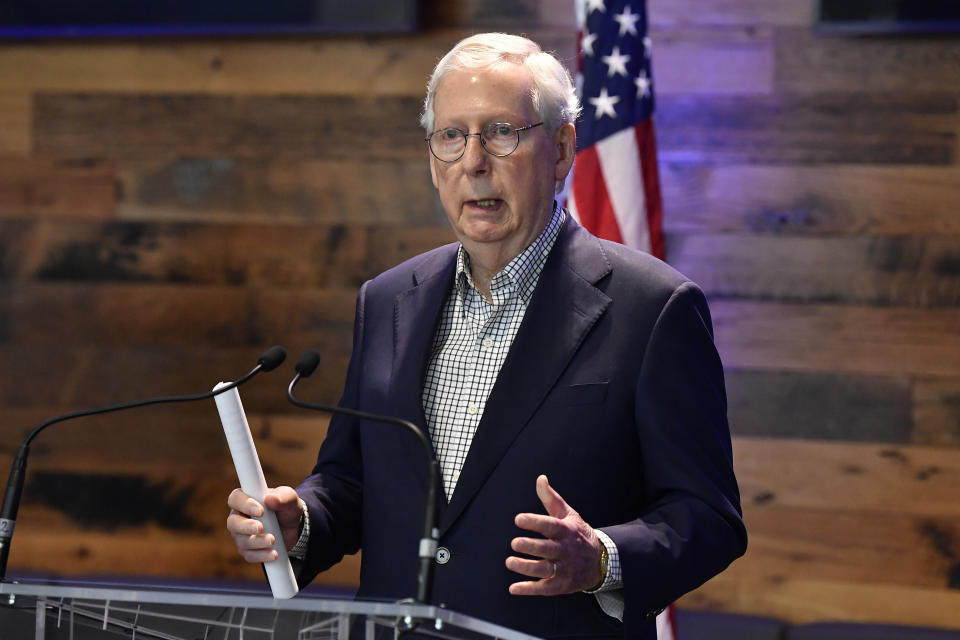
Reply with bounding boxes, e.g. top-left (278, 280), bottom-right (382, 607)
top-left (295, 350), bottom-right (321, 378)
top-left (257, 346), bottom-right (287, 372)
